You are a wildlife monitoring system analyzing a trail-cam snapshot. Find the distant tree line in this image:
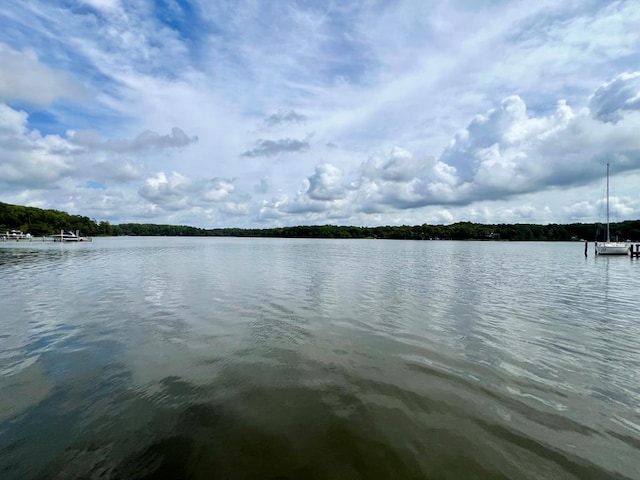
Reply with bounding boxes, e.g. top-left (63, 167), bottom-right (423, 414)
top-left (0, 202), bottom-right (114, 236)
top-left (2, 201), bottom-right (639, 241)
